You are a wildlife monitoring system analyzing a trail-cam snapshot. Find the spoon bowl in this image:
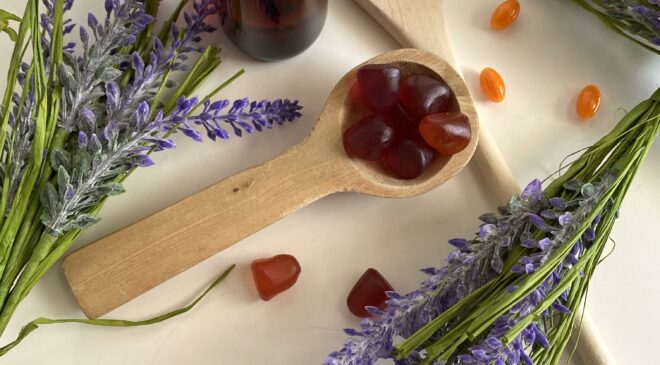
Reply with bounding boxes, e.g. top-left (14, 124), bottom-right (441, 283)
top-left (62, 48), bottom-right (480, 319)
top-left (315, 48), bottom-right (479, 197)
